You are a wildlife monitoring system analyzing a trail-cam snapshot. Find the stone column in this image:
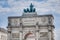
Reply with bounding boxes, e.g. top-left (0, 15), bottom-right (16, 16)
top-left (48, 26), bottom-right (52, 40)
top-left (20, 22), bottom-right (23, 40)
top-left (35, 23), bottom-right (39, 40)
top-left (7, 31), bottom-right (11, 40)
top-left (7, 28), bottom-right (12, 40)
top-left (20, 31), bottom-right (23, 40)
top-left (10, 29), bottom-right (13, 40)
